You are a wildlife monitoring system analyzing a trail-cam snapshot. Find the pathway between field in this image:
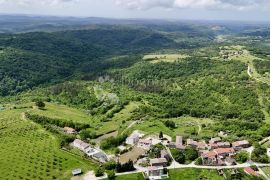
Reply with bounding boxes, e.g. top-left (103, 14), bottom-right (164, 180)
top-left (121, 120), bottom-right (139, 135)
top-left (248, 64), bottom-right (270, 85)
